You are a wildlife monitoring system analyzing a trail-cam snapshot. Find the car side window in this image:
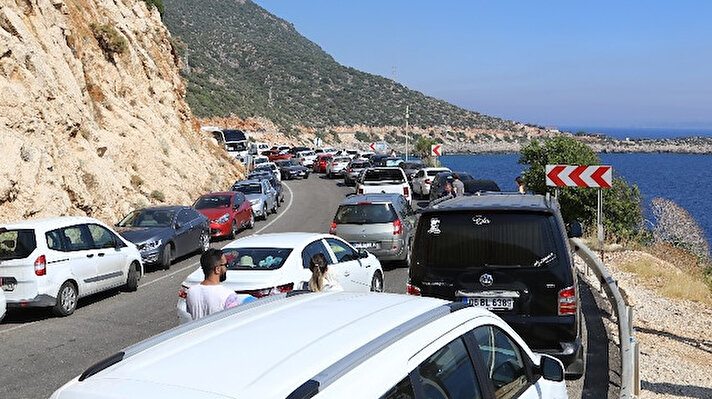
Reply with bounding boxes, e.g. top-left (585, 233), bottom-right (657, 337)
top-left (177, 210), bottom-right (192, 225)
top-left (46, 229), bottom-right (66, 251)
top-left (415, 338), bottom-right (483, 399)
top-left (301, 240), bottom-right (333, 268)
top-left (379, 375), bottom-right (415, 399)
top-left (189, 209), bottom-right (203, 221)
top-left (472, 326), bottom-right (528, 399)
top-left (325, 238), bottom-right (359, 263)
top-left (61, 225), bottom-right (94, 252)
top-left (234, 194), bottom-right (244, 207)
top-left (87, 224), bottom-right (117, 249)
